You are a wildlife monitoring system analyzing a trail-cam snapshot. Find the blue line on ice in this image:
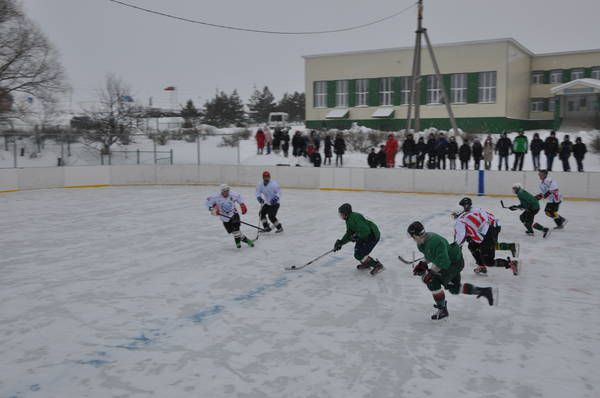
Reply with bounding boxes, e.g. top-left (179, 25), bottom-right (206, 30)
top-left (191, 304), bottom-right (225, 323)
